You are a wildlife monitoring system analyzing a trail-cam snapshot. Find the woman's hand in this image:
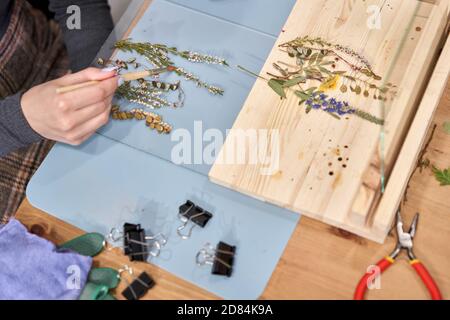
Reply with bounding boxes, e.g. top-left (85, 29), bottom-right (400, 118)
top-left (21, 67), bottom-right (119, 145)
